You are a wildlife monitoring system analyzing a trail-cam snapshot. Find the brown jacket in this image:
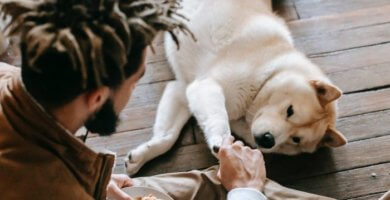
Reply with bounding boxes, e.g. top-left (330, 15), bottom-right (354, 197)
top-left (0, 62), bottom-right (115, 200)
